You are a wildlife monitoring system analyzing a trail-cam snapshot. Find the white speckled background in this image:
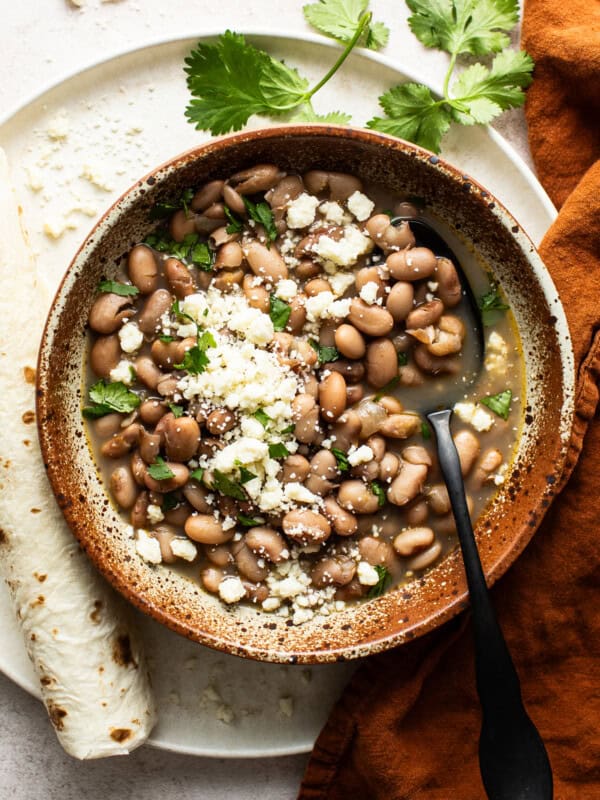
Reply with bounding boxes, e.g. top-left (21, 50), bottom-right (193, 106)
top-left (0, 1), bottom-right (532, 797)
